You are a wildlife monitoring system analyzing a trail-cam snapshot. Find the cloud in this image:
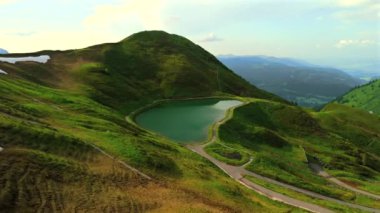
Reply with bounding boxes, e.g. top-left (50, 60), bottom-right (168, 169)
top-left (332, 0), bottom-right (380, 21)
top-left (84, 0), bottom-right (167, 30)
top-left (165, 16), bottom-right (181, 25)
top-left (337, 0), bottom-right (370, 7)
top-left (316, 16), bottom-right (324, 21)
top-left (199, 33), bottom-right (222, 42)
top-left (0, 0), bottom-right (17, 4)
top-left (0, 29), bottom-right (119, 53)
top-left (7, 31), bottom-right (36, 37)
top-left (335, 39), bottom-right (376, 48)
top-left (335, 2), bottom-right (379, 21)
